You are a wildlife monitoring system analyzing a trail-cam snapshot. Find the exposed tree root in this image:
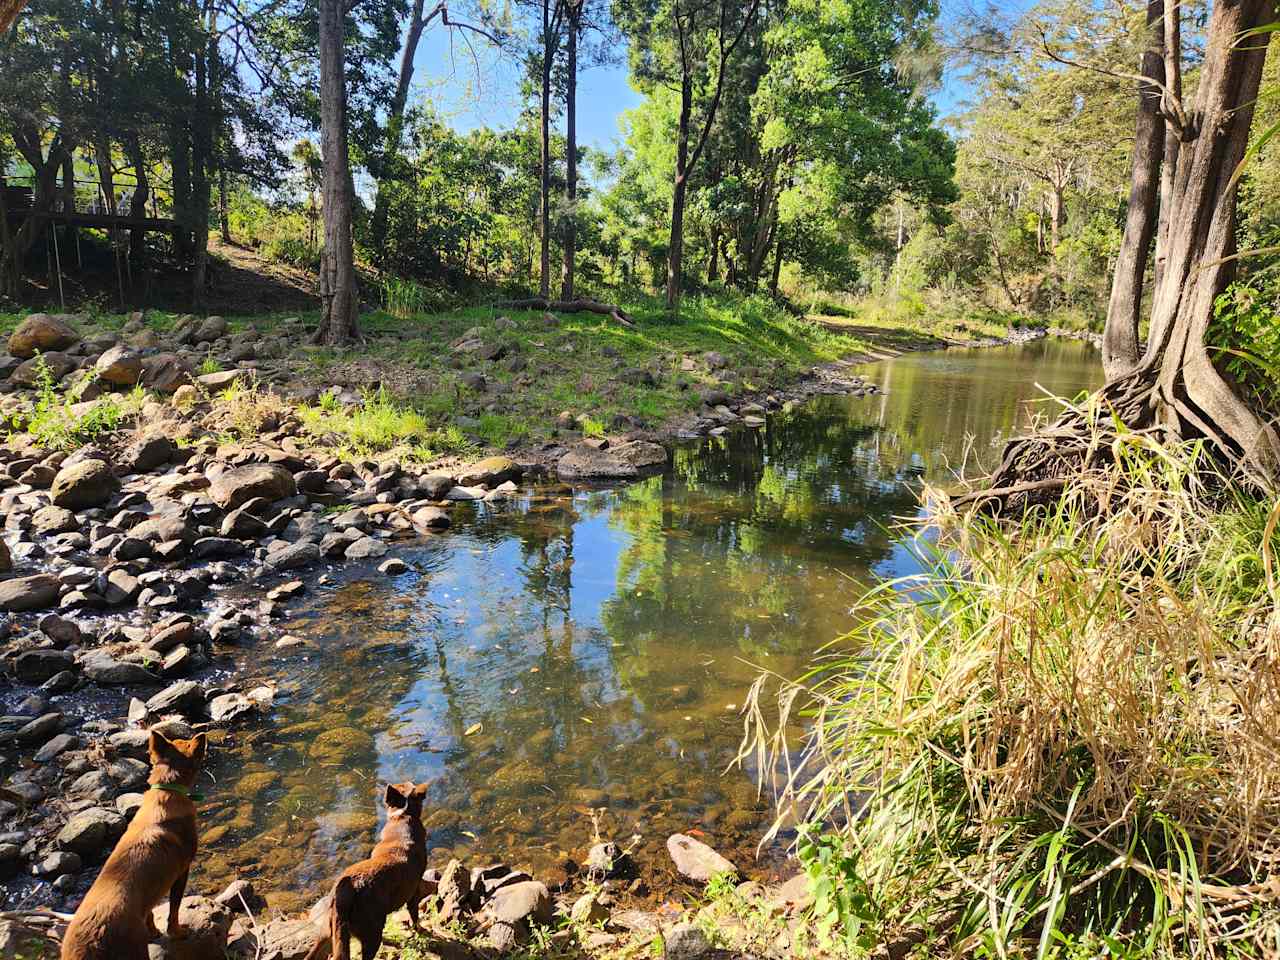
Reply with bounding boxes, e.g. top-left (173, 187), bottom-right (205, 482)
top-left (954, 358), bottom-right (1278, 514)
top-left (497, 298), bottom-right (634, 326)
